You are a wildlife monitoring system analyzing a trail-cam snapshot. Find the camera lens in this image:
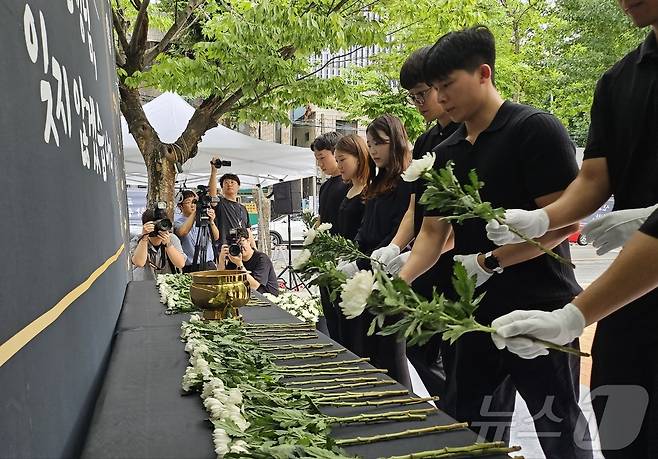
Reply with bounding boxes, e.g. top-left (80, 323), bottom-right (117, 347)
top-left (228, 243), bottom-right (241, 257)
